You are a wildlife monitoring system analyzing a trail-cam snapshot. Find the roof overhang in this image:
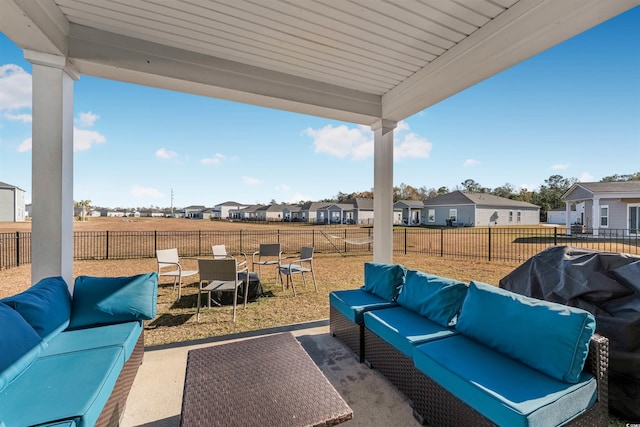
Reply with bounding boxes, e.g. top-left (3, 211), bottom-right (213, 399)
top-left (2, 0), bottom-right (638, 125)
